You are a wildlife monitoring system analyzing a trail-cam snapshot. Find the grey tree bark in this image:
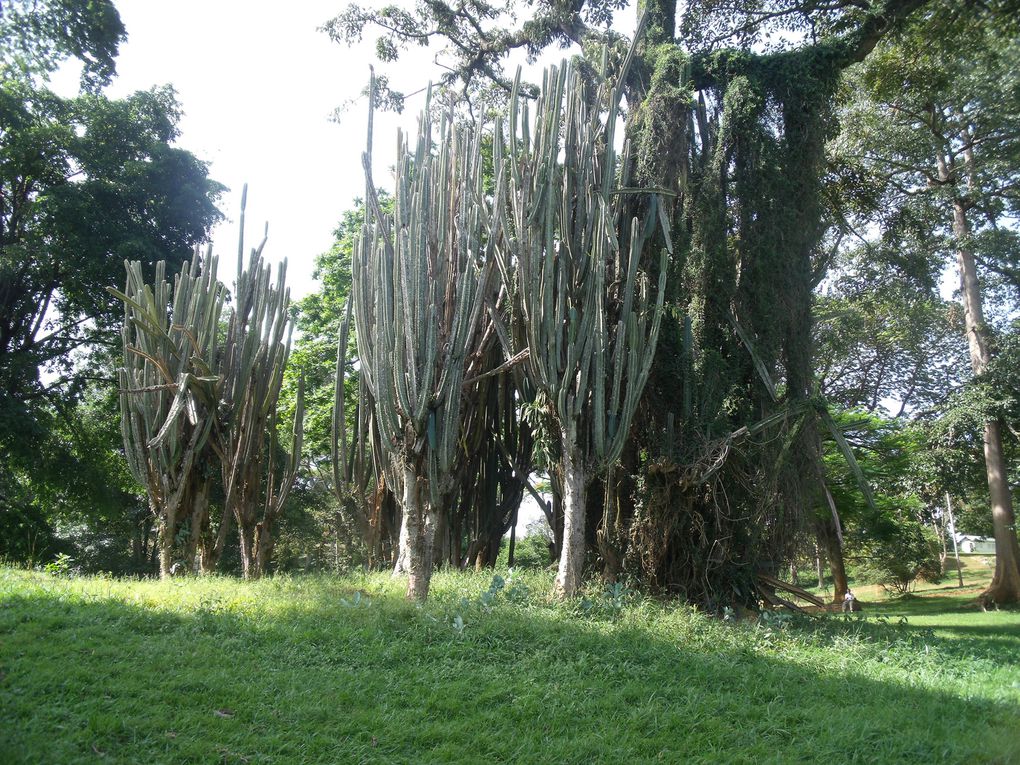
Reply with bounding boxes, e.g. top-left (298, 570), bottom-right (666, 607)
top-left (944, 149), bottom-right (1020, 603)
top-left (555, 427), bottom-right (588, 598)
